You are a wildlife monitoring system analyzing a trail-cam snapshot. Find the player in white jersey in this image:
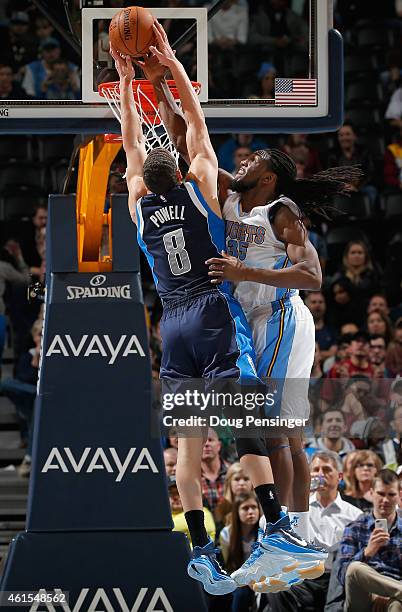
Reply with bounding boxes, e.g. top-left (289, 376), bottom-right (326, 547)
top-left (131, 54), bottom-right (339, 589)
top-left (207, 148), bottom-right (362, 590)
